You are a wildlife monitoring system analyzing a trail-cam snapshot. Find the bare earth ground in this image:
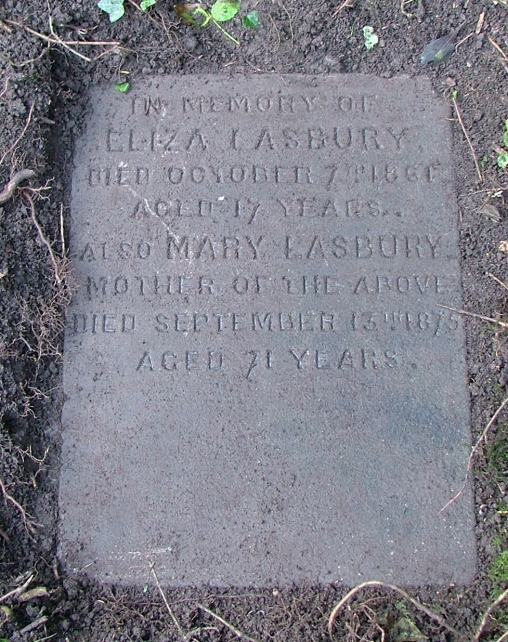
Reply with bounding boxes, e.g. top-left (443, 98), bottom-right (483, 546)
top-left (0, 0), bottom-right (508, 640)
